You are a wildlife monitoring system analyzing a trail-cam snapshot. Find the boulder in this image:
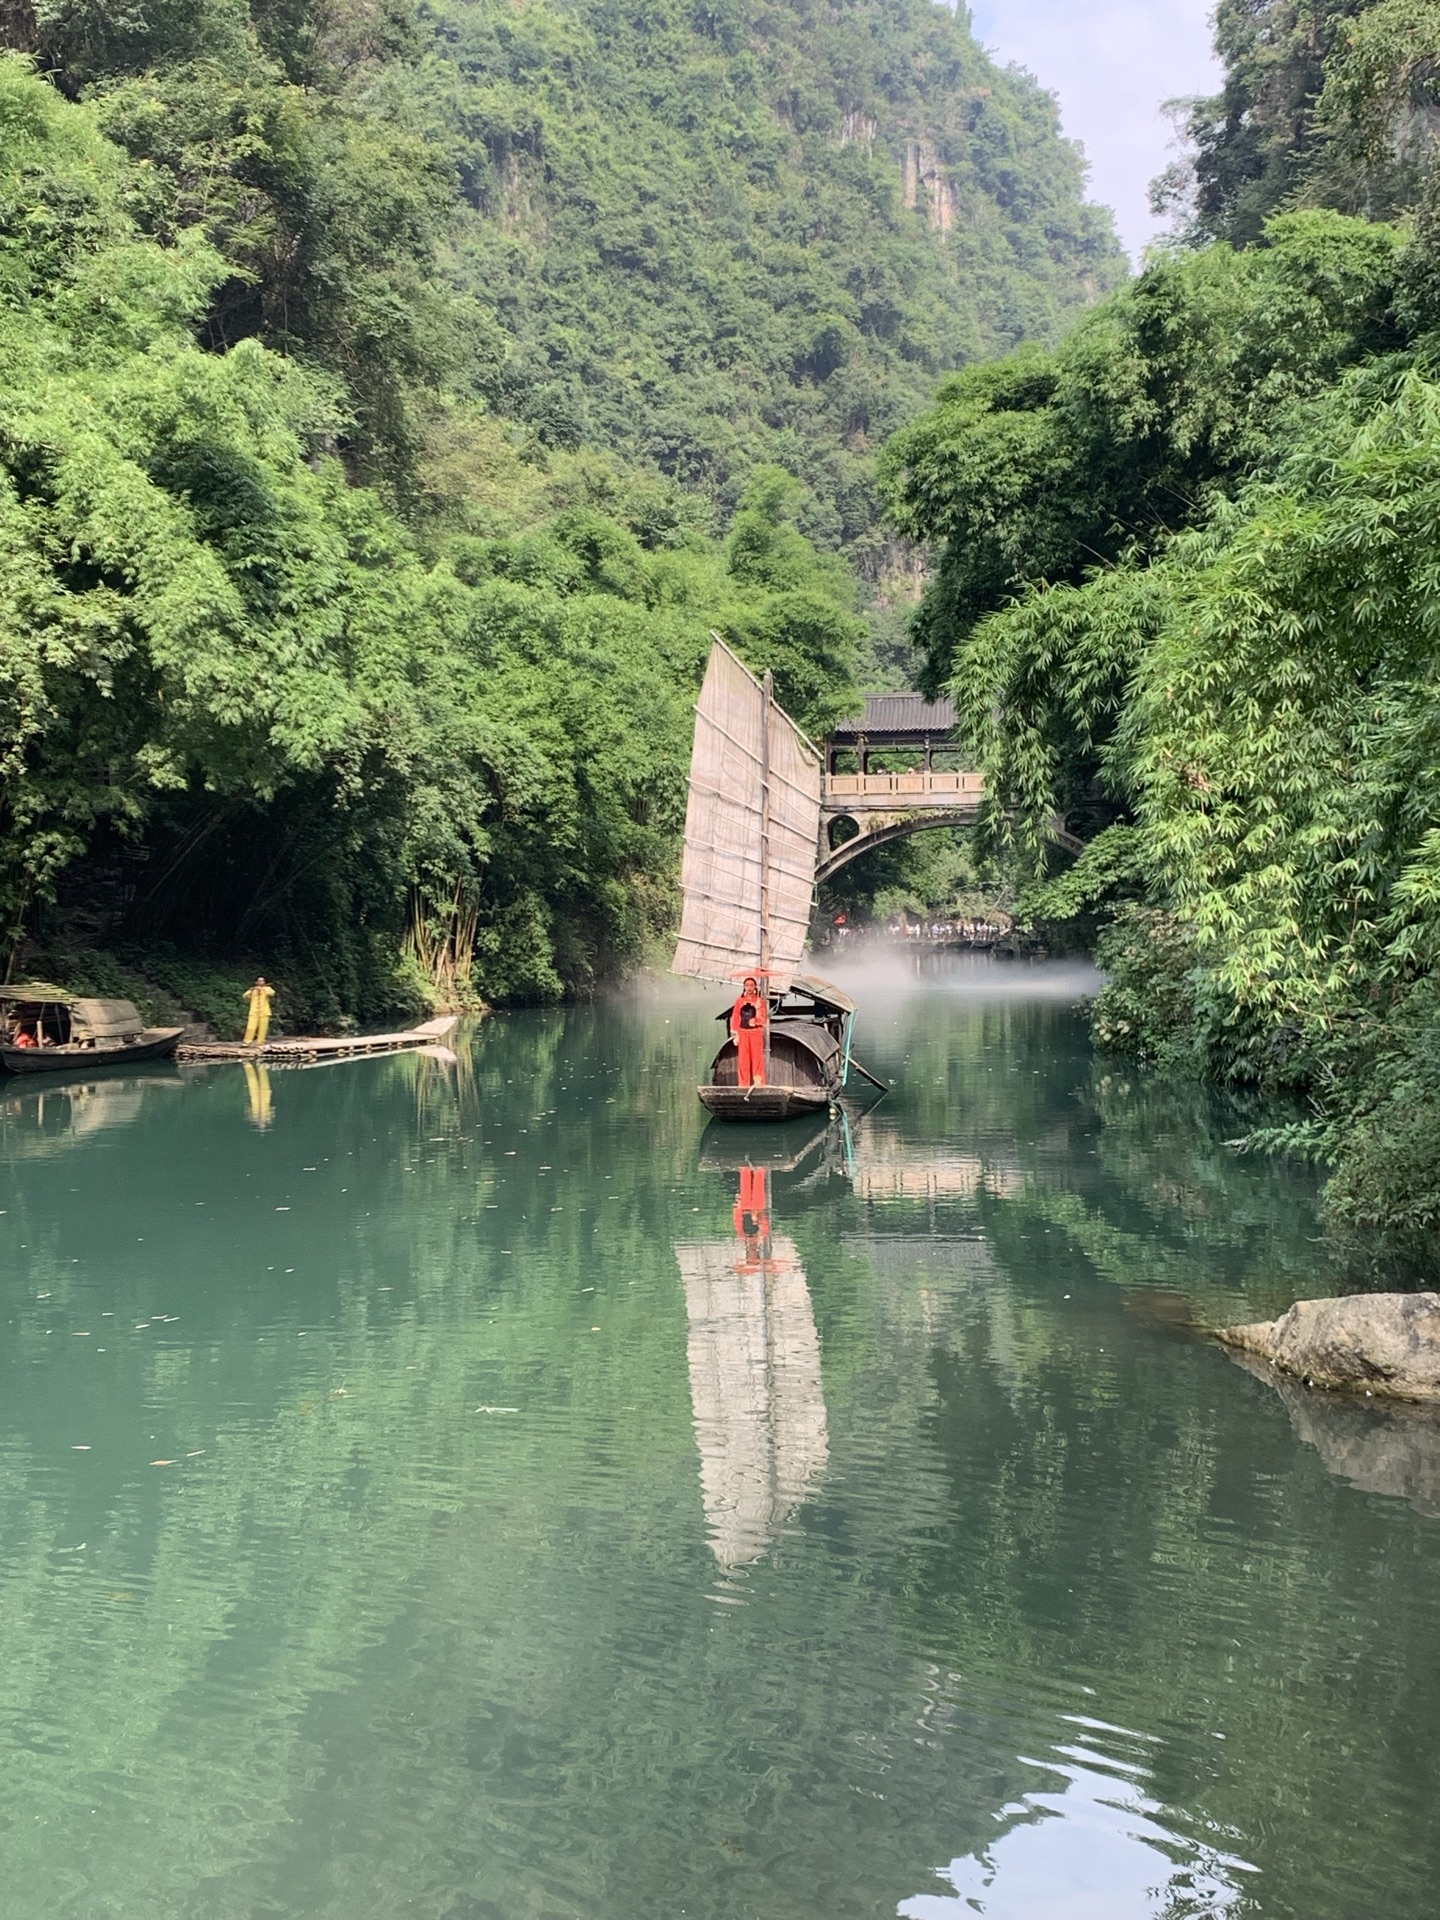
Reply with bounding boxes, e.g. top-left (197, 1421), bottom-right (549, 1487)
top-left (1217, 1292), bottom-right (1440, 1402)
